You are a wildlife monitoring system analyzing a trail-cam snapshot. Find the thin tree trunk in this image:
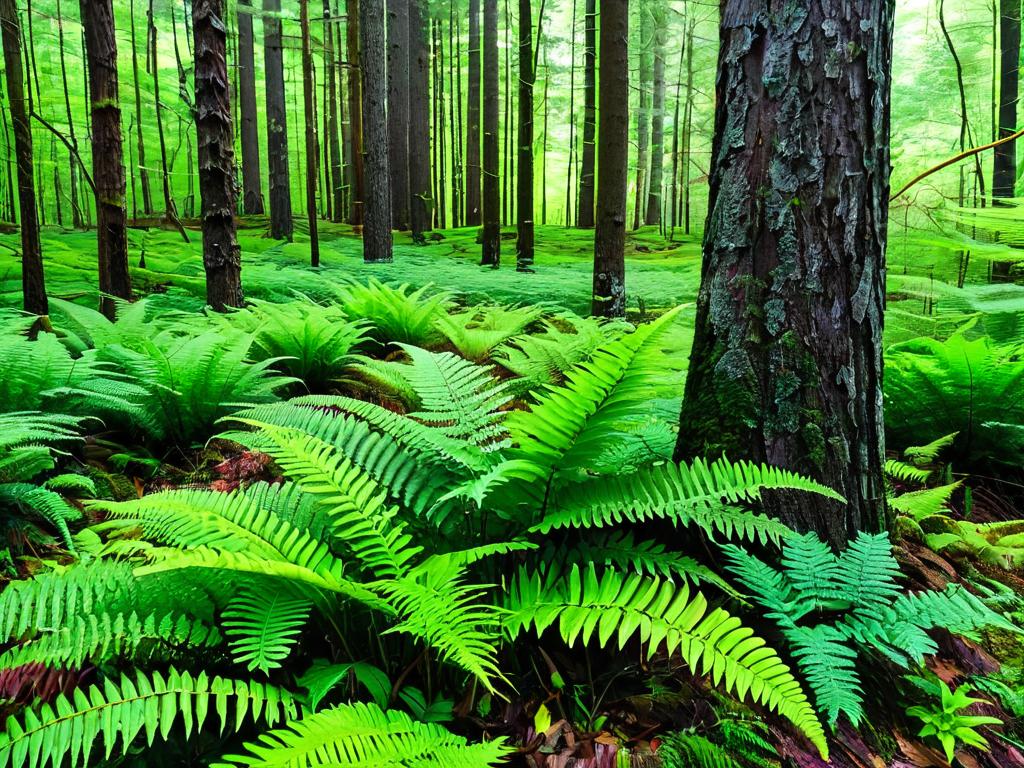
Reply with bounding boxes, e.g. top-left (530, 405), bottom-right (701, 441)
top-left (56, 0), bottom-right (83, 229)
top-left (502, 0), bottom-right (512, 226)
top-left (633, 0), bottom-right (651, 231)
top-left (992, 0), bottom-right (1020, 282)
top-left (193, 0), bottom-right (243, 309)
top-left (346, 0), bottom-right (365, 225)
top-left (669, 26), bottom-right (684, 237)
top-left (299, 0), bottom-right (321, 266)
top-left (0, 0), bottom-right (46, 314)
top-left (455, 6), bottom-right (464, 228)
top-left (361, 0), bottom-right (393, 262)
top-left (237, 0), bottom-right (263, 214)
top-left (515, 0), bottom-right (534, 270)
top-left (264, 0), bottom-right (292, 239)
top-left (325, 0), bottom-right (344, 221)
top-left (449, 3), bottom-right (460, 229)
top-left (577, 0), bottom-right (596, 228)
top-left (0, 73), bottom-right (16, 223)
top-left (81, 0), bottom-right (132, 318)
top-left (682, 20), bottom-right (693, 234)
top-left (644, 8), bottom-right (666, 226)
top-left (409, 0), bottom-right (432, 242)
top-left (592, 0), bottom-right (628, 318)
top-left (387, 0), bottom-right (410, 230)
top-left (676, 1), bottom-right (893, 547)
top-left (466, 0), bottom-right (481, 226)
top-left (481, 0), bottom-right (500, 265)
top-left (436, 18), bottom-right (448, 229)
top-left (541, 45), bottom-right (548, 226)
top-left (129, 0), bottom-right (153, 215)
